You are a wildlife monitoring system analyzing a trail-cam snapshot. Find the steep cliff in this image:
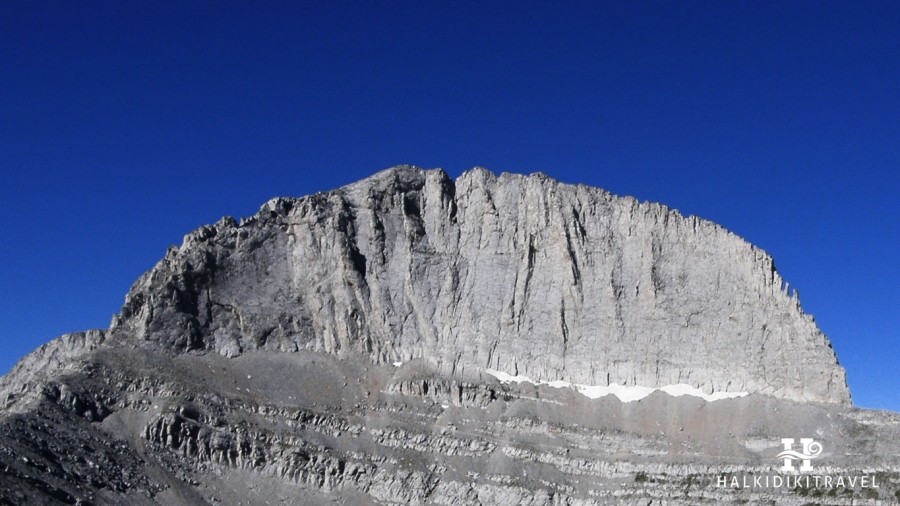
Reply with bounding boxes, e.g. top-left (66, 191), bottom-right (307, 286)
top-left (5, 166), bottom-right (897, 506)
top-left (108, 166), bottom-right (848, 404)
